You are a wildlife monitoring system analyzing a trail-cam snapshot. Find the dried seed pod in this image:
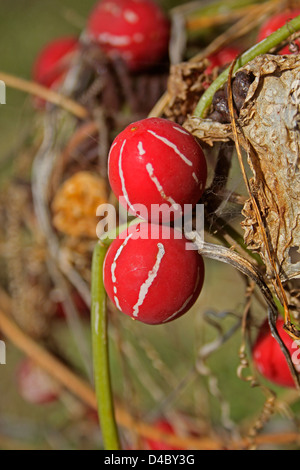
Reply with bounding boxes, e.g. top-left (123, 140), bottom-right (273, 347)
top-left (232, 71), bottom-right (254, 112)
top-left (187, 55), bottom-right (300, 284)
top-left (52, 171), bottom-right (108, 239)
top-left (211, 88), bottom-right (231, 123)
top-left (164, 61), bottom-right (208, 124)
top-left (238, 55), bottom-right (300, 281)
top-left (208, 71), bottom-right (254, 123)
